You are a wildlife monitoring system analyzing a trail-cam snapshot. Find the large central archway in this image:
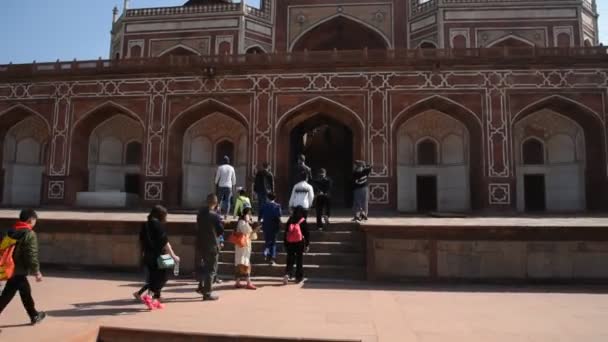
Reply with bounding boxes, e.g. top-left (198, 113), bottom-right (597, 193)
top-left (276, 98), bottom-right (364, 207)
top-left (290, 115), bottom-right (353, 207)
